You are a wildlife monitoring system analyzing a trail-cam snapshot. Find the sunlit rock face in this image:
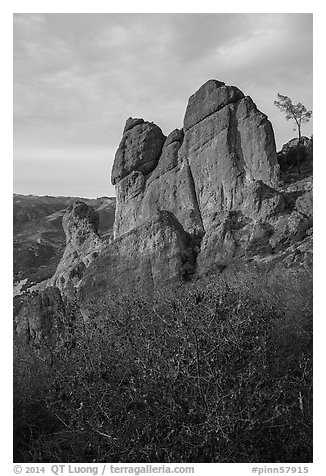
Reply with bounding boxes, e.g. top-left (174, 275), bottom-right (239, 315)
top-left (180, 80), bottom-right (280, 232)
top-left (111, 119), bottom-right (166, 185)
top-left (110, 79), bottom-right (283, 275)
